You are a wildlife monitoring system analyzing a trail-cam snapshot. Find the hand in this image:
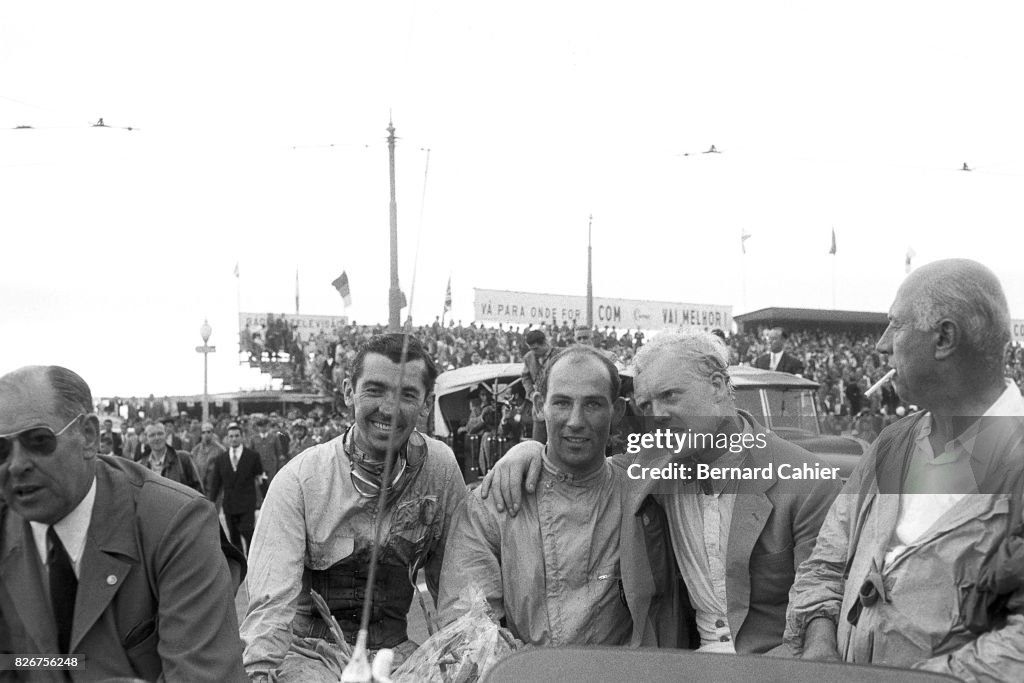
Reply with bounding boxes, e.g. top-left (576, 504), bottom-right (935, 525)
top-left (479, 439), bottom-right (544, 515)
top-left (801, 617), bottom-right (840, 661)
